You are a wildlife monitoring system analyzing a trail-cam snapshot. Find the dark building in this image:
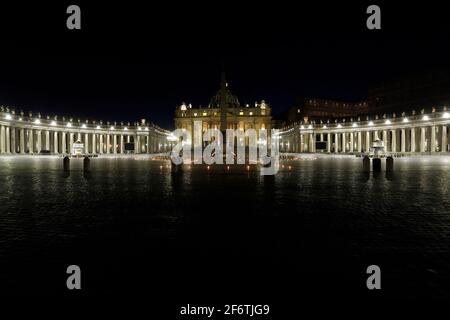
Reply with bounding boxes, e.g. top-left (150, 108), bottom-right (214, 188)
top-left (282, 70), bottom-right (450, 126)
top-left (368, 70), bottom-right (450, 115)
top-left (285, 98), bottom-right (369, 124)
